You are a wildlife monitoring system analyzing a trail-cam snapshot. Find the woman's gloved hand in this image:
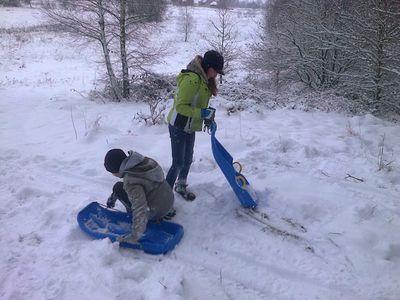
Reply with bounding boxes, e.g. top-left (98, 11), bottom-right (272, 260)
top-left (201, 107), bottom-right (216, 121)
